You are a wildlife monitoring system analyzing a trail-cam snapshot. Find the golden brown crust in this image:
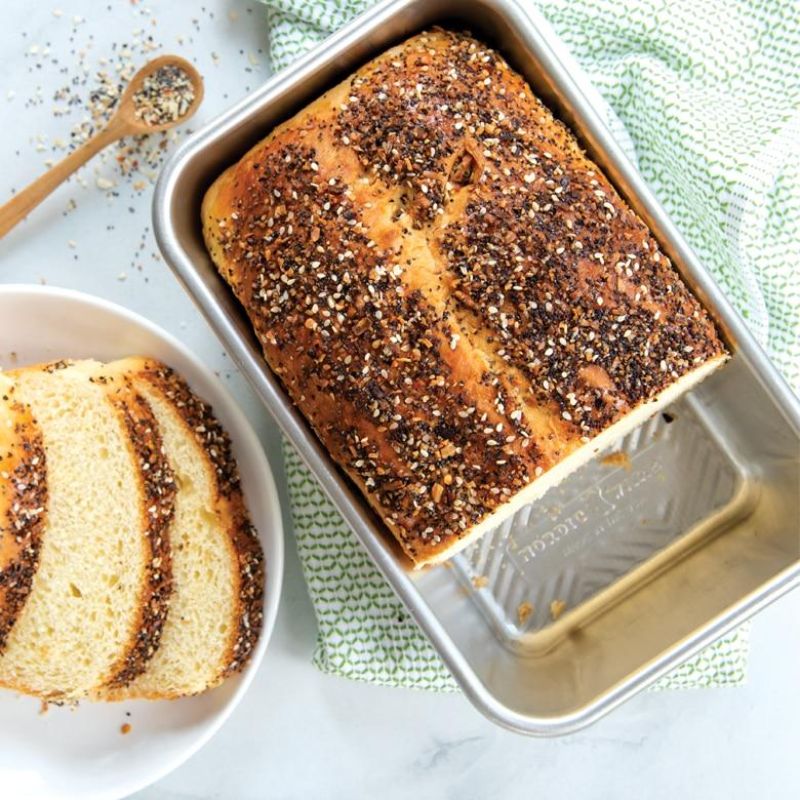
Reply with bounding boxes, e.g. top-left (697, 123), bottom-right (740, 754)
top-left (0, 385), bottom-right (47, 653)
top-left (203, 29), bottom-right (726, 565)
top-left (97, 373), bottom-right (176, 690)
top-left (134, 359), bottom-right (264, 681)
